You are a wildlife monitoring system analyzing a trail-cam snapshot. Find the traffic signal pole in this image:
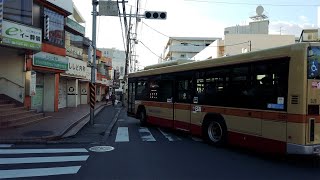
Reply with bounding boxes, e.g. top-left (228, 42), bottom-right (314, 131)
top-left (90, 0), bottom-right (98, 125)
